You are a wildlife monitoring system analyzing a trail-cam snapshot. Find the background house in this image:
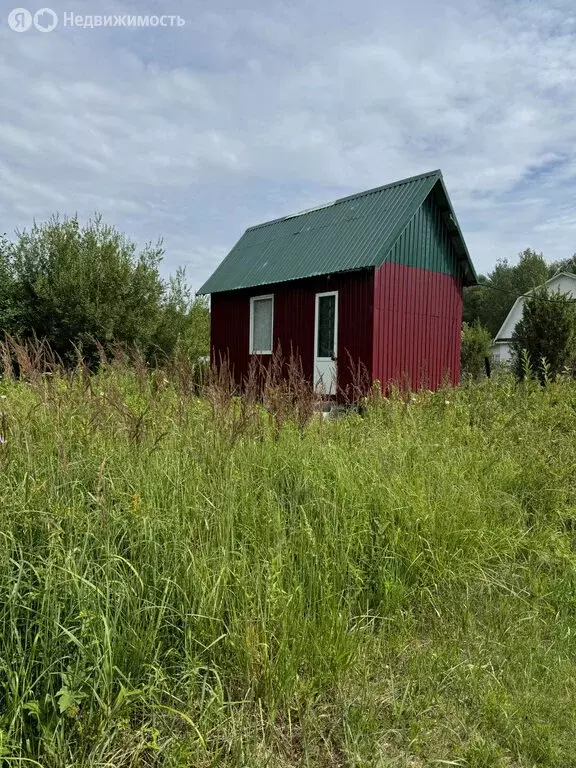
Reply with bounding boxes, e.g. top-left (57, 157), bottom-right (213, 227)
top-left (199, 170), bottom-right (477, 395)
top-left (491, 272), bottom-right (576, 363)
